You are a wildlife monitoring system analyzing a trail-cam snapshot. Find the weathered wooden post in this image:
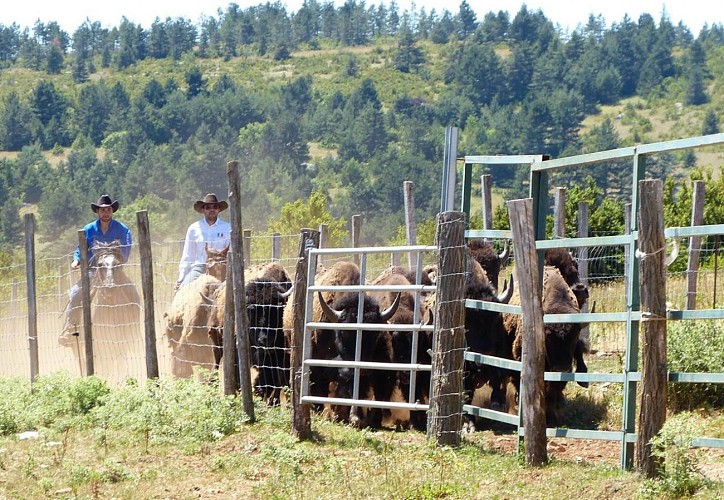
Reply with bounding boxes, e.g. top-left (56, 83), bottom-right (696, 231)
top-left (404, 181), bottom-right (417, 270)
top-left (427, 211), bottom-right (466, 446)
top-left (507, 198), bottom-right (547, 466)
top-left (136, 210), bottom-right (159, 379)
top-left (78, 229), bottom-right (94, 376)
top-left (272, 232), bottom-right (281, 261)
top-left (686, 180), bottom-right (705, 309)
top-left (636, 179), bottom-right (667, 478)
top-left (553, 187), bottom-right (566, 238)
top-left (243, 229), bottom-right (252, 268)
top-left (352, 215), bottom-right (361, 266)
top-left (223, 254), bottom-right (238, 395)
top-left (481, 174), bottom-right (493, 237)
top-left (318, 223), bottom-right (328, 269)
top-left (290, 228), bottom-right (319, 439)
top-left (625, 203), bottom-right (632, 293)
top-left (577, 201), bottom-right (590, 345)
top-left (227, 160), bottom-right (254, 421)
top-left (24, 214), bottom-right (39, 384)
